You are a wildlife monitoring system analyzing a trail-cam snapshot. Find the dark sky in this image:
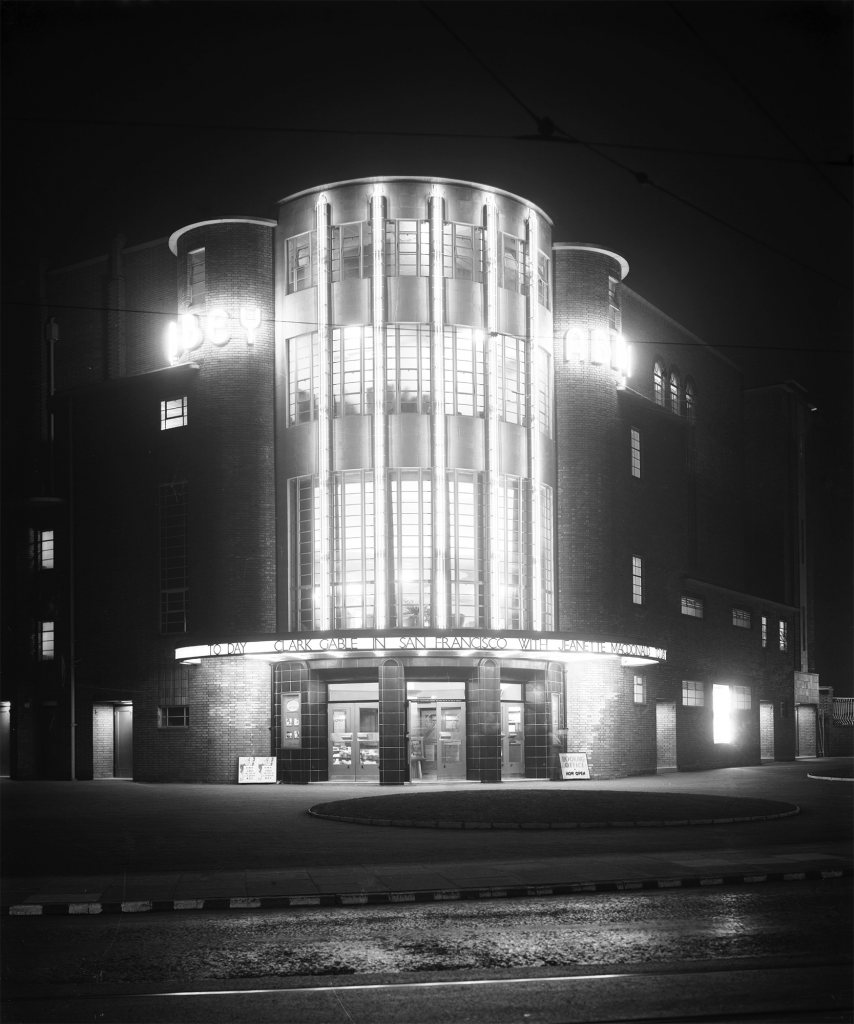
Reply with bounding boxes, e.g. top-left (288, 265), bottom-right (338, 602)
top-left (2, 1), bottom-right (851, 691)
